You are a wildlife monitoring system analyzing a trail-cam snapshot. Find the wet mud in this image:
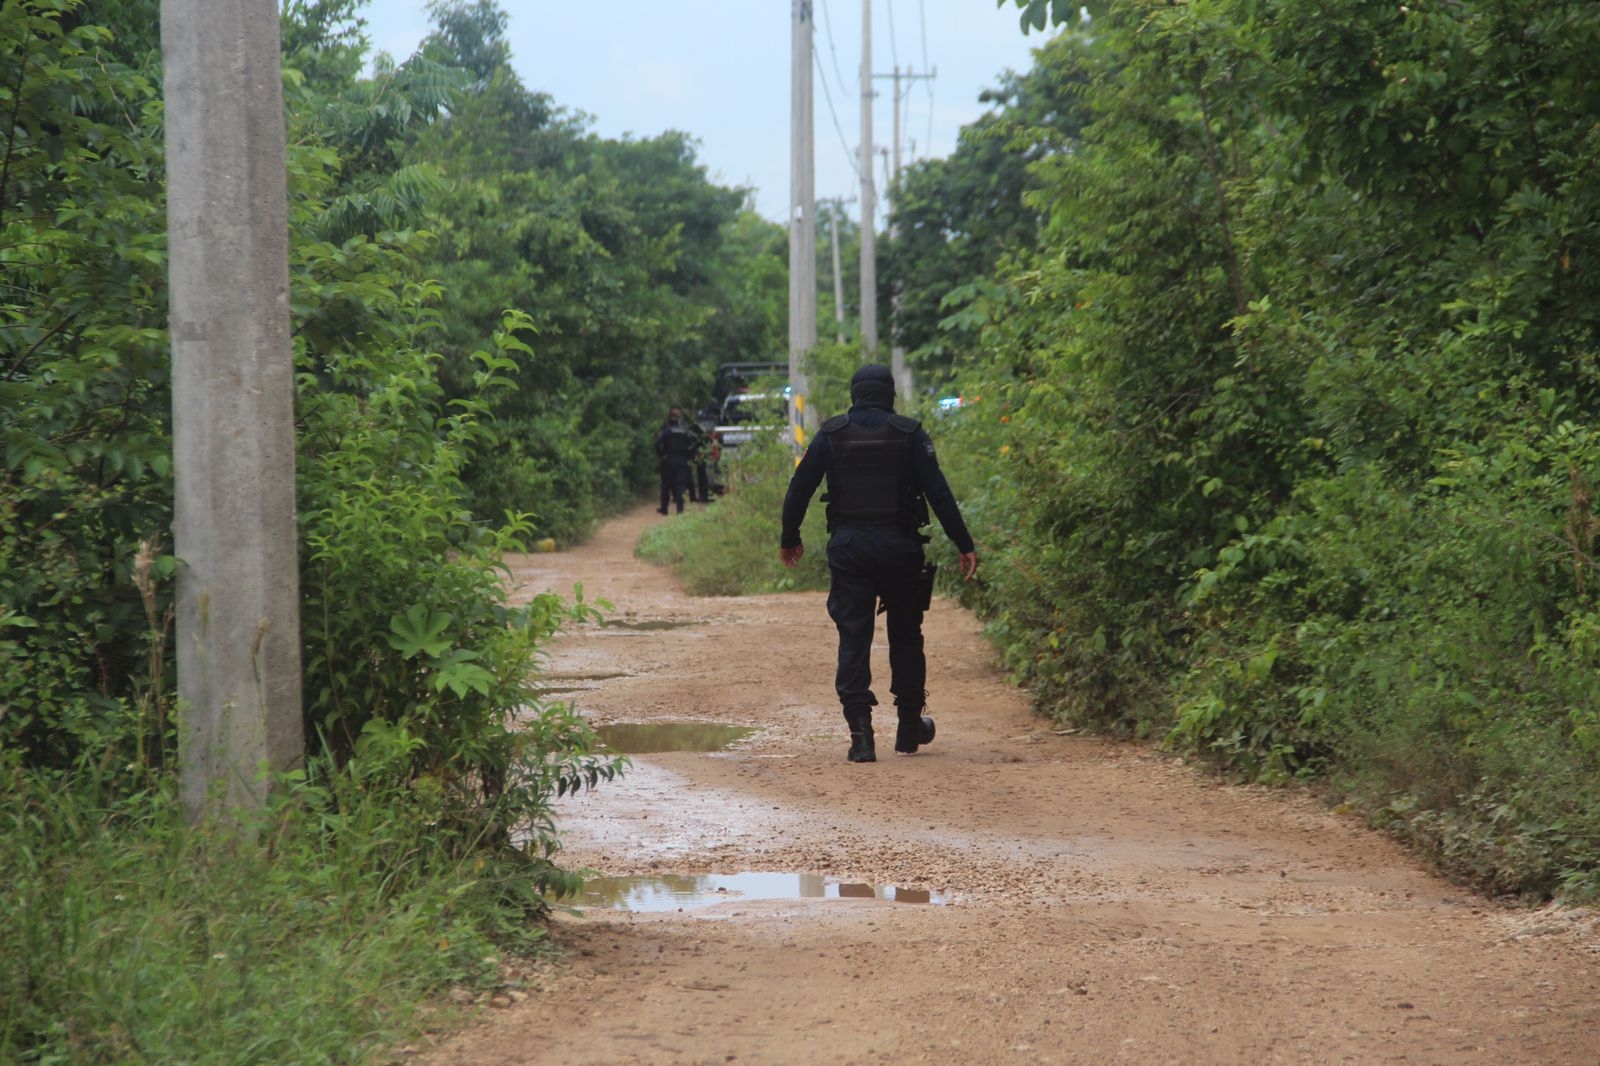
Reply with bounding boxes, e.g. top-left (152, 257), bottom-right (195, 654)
top-left (593, 721), bottom-right (757, 754)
